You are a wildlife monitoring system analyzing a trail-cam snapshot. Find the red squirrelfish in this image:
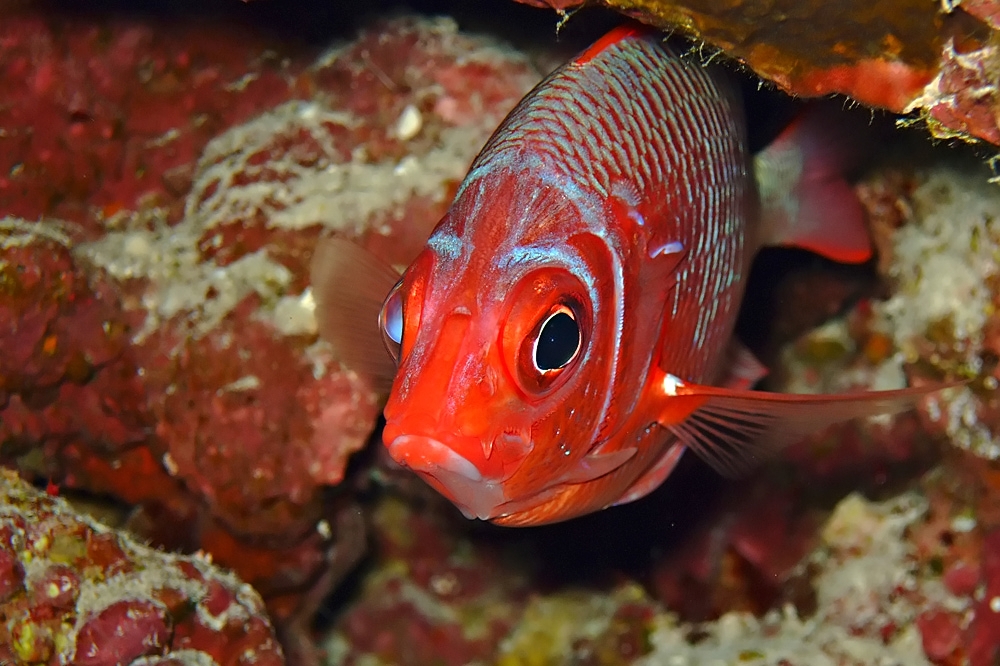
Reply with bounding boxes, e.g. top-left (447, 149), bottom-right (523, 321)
top-left (313, 25), bottom-right (937, 527)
